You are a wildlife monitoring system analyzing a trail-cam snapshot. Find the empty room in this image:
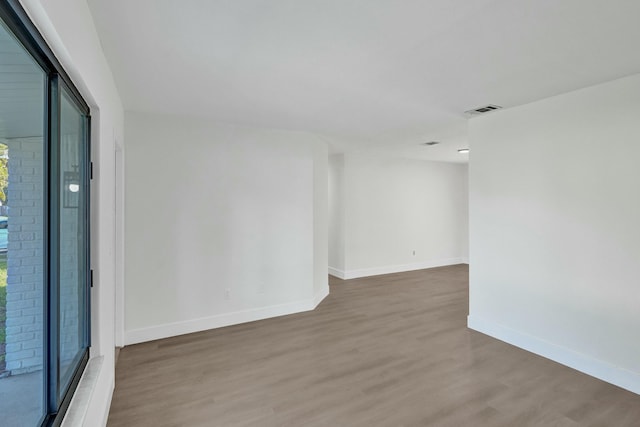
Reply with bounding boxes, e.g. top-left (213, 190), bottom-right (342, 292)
top-left (0, 0), bottom-right (639, 426)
